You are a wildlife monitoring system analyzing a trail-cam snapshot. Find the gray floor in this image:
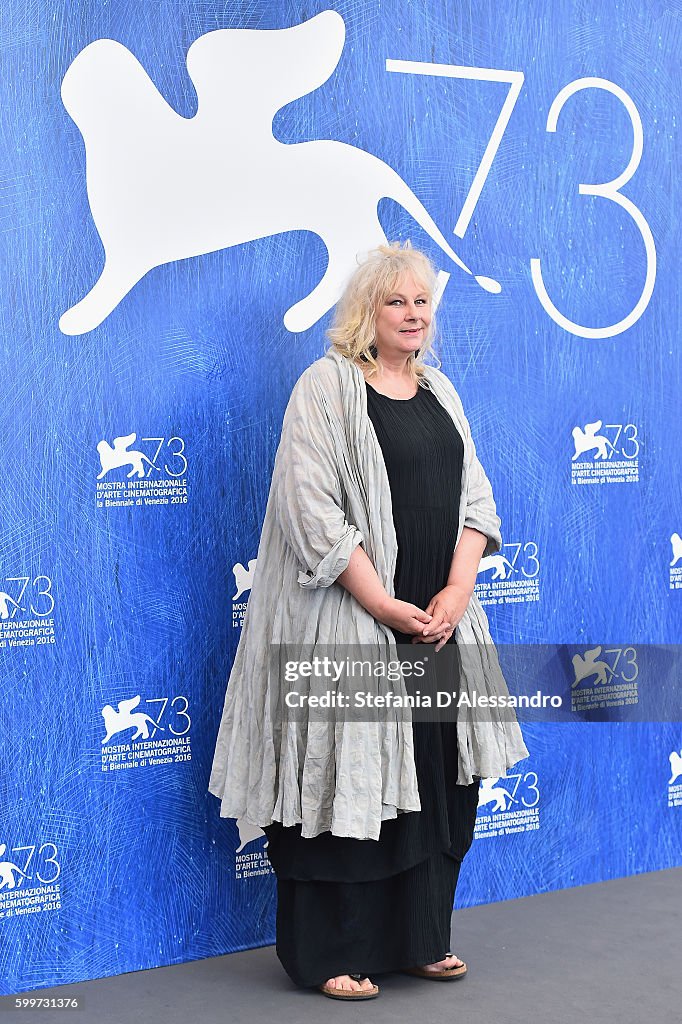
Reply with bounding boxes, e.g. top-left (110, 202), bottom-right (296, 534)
top-left (6, 867), bottom-right (681, 1024)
